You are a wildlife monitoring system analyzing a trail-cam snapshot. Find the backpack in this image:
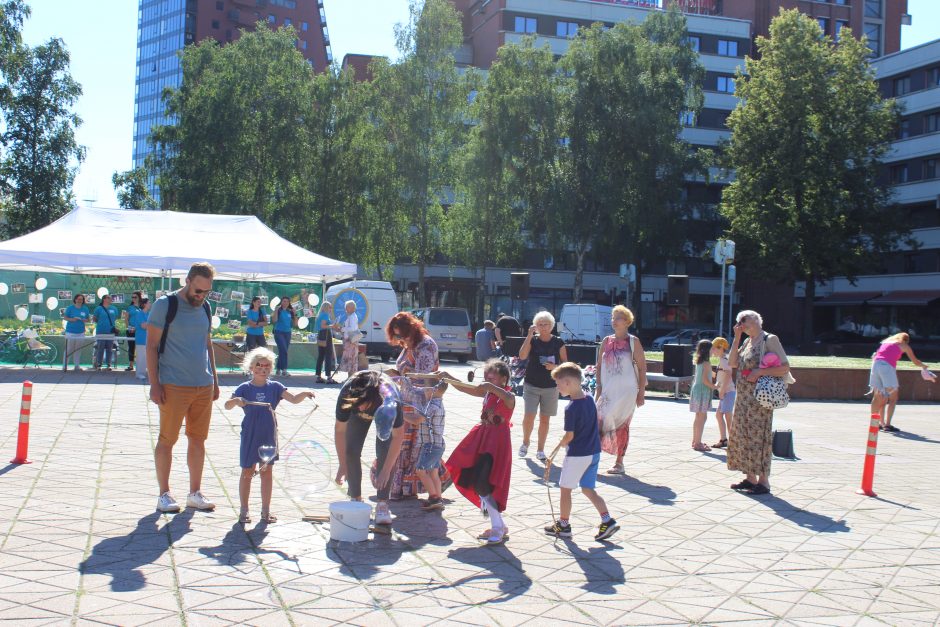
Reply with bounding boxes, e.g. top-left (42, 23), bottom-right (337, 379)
top-left (158, 293), bottom-right (212, 355)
